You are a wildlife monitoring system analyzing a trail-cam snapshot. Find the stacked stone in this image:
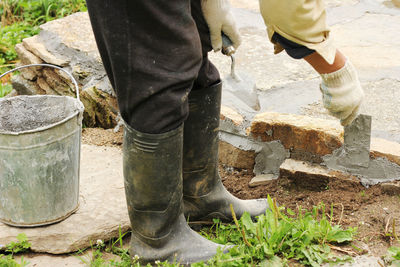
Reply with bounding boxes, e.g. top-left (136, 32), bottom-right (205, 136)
top-left (12, 12), bottom-right (118, 129)
top-left (218, 107), bottom-right (400, 187)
